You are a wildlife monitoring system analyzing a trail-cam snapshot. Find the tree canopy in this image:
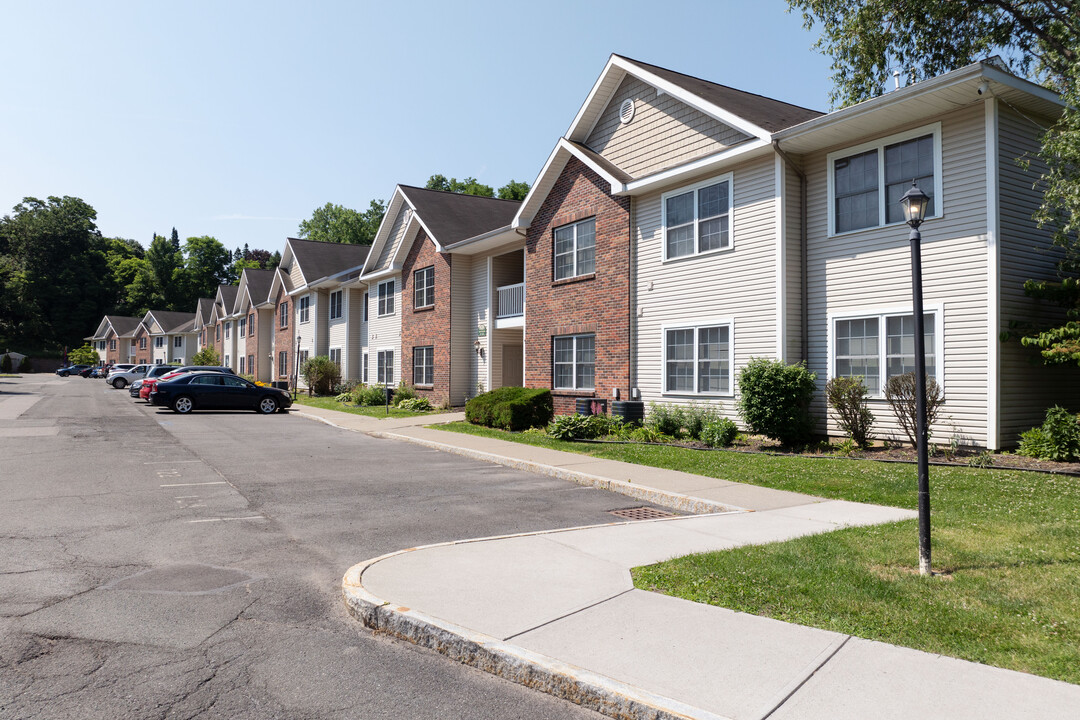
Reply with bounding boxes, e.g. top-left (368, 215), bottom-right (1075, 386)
top-left (788, 0), bottom-right (1079, 360)
top-left (425, 174), bottom-right (531, 201)
top-left (297, 200), bottom-right (386, 245)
